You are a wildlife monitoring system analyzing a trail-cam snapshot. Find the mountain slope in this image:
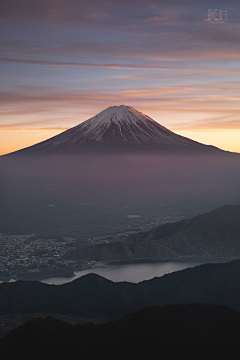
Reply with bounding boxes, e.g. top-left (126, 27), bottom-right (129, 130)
top-left (64, 205), bottom-right (240, 261)
top-left (8, 105), bottom-right (224, 154)
top-left (129, 205), bottom-right (240, 257)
